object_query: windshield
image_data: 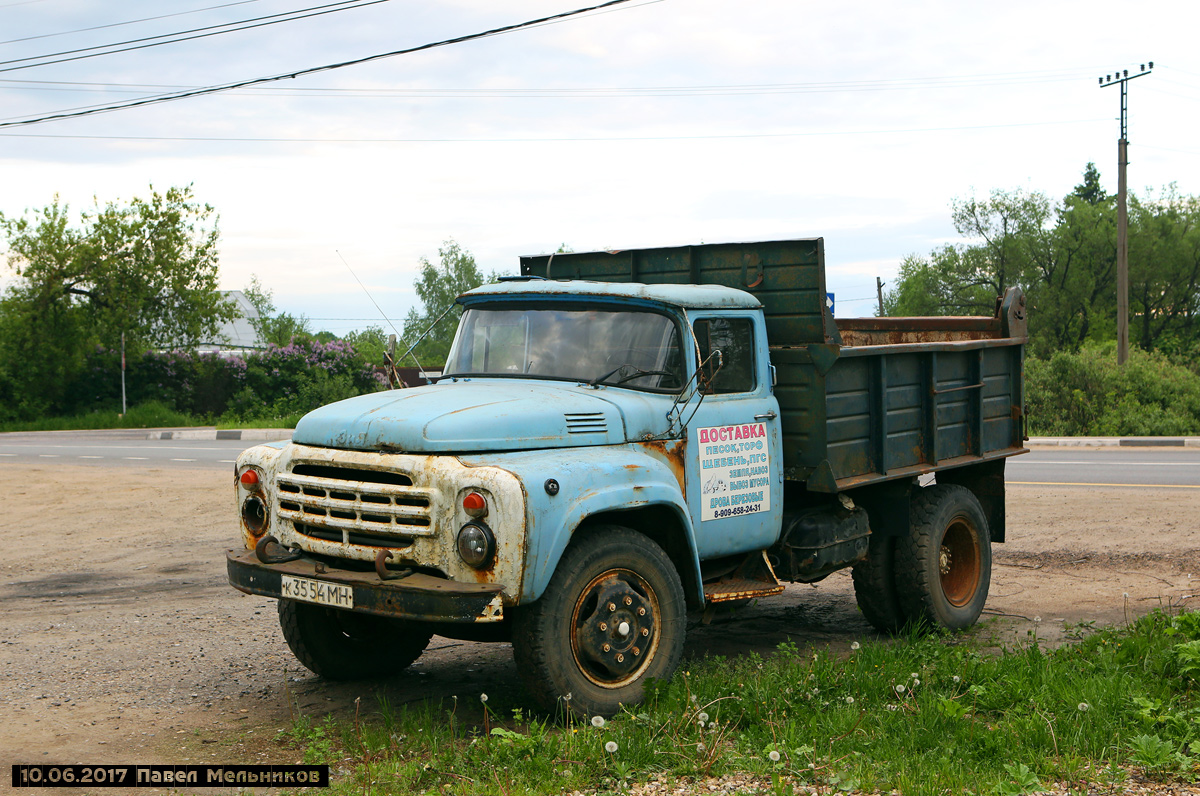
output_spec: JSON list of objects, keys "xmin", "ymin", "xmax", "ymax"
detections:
[{"xmin": 445, "ymin": 306, "xmax": 685, "ymax": 391}]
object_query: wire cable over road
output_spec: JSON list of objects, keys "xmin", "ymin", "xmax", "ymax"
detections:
[{"xmin": 0, "ymin": 0, "xmax": 635, "ymax": 129}]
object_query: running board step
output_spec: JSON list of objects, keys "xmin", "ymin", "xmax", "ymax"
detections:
[{"xmin": 702, "ymin": 551, "xmax": 784, "ymax": 604}]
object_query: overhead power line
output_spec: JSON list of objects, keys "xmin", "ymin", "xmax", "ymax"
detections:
[
  {"xmin": 0, "ymin": 65, "xmax": 1106, "ymax": 98},
  {"xmin": 0, "ymin": 0, "xmax": 390, "ymax": 74},
  {"xmin": 0, "ymin": 0, "xmax": 636, "ymax": 129},
  {"xmin": 0, "ymin": 0, "xmax": 266, "ymax": 46},
  {"xmin": 0, "ymin": 116, "xmax": 1109, "ymax": 142}
]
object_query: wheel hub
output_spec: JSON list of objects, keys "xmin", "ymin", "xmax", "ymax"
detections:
[
  {"xmin": 940, "ymin": 518, "xmax": 981, "ymax": 608},
  {"xmin": 573, "ymin": 573, "xmax": 656, "ymax": 682}
]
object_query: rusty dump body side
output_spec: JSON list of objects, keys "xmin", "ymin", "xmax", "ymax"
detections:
[{"xmin": 520, "ymin": 238, "xmax": 1028, "ymax": 496}]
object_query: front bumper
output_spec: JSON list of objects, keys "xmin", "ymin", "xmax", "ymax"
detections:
[{"xmin": 226, "ymin": 549, "xmax": 505, "ymax": 623}]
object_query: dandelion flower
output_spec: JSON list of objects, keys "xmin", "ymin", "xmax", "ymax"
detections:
[
  {"xmin": 850, "ymin": 641, "xmax": 860, "ymax": 650},
  {"xmin": 768, "ymin": 750, "xmax": 781, "ymax": 762},
  {"xmin": 845, "ymin": 696, "xmax": 855, "ymax": 705},
  {"xmin": 910, "ymin": 672, "xmax": 918, "ymax": 679},
  {"xmin": 480, "ymin": 693, "xmax": 488, "ymax": 703},
  {"xmin": 895, "ymin": 684, "xmax": 906, "ymax": 694},
  {"xmin": 591, "ymin": 716, "xmax": 606, "ymax": 728},
  {"xmin": 690, "ymin": 694, "xmax": 698, "ymax": 704},
  {"xmin": 913, "ymin": 678, "xmax": 920, "ymax": 687},
  {"xmin": 698, "ymin": 720, "xmax": 706, "ymax": 729},
  {"xmin": 1033, "ymin": 616, "xmax": 1042, "ymax": 623},
  {"xmin": 697, "ymin": 742, "xmax": 706, "ymax": 753},
  {"xmin": 1078, "ymin": 702, "xmax": 1090, "ymax": 712},
  {"xmin": 952, "ymin": 675, "xmax": 961, "ymax": 683},
  {"xmin": 605, "ymin": 741, "xmax": 619, "ymax": 753},
  {"xmin": 698, "ymin": 712, "xmax": 709, "ymax": 723}
]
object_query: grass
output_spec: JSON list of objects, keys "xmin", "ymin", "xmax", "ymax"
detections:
[
  {"xmin": 276, "ymin": 610, "xmax": 1200, "ymax": 796},
  {"xmin": 0, "ymin": 401, "xmax": 303, "ymax": 433},
  {"xmin": 0, "ymin": 400, "xmax": 202, "ymax": 432},
  {"xmin": 215, "ymin": 412, "xmax": 304, "ymax": 430}
]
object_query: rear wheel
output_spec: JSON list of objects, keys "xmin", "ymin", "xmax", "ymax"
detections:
[
  {"xmin": 278, "ymin": 600, "xmax": 432, "ymax": 680},
  {"xmin": 512, "ymin": 526, "xmax": 686, "ymax": 717},
  {"xmin": 851, "ymin": 534, "xmax": 907, "ymax": 633},
  {"xmin": 895, "ymin": 484, "xmax": 991, "ymax": 630}
]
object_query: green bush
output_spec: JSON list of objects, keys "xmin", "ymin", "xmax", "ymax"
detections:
[
  {"xmin": 1026, "ymin": 343, "xmax": 1200, "ymax": 436},
  {"xmin": 41, "ymin": 337, "xmax": 385, "ymax": 428},
  {"xmin": 0, "ymin": 399, "xmax": 198, "ymax": 432},
  {"xmin": 220, "ymin": 338, "xmax": 384, "ymax": 423}
]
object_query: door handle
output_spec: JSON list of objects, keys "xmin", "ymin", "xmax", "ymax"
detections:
[{"xmin": 754, "ymin": 411, "xmax": 776, "ymax": 421}]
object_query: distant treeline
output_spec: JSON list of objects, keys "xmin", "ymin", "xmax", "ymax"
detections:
[{"xmin": 885, "ymin": 164, "xmax": 1200, "ymax": 435}]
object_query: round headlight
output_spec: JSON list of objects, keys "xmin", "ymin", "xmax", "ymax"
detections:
[
  {"xmin": 456, "ymin": 523, "xmax": 495, "ymax": 569},
  {"xmin": 242, "ymin": 495, "xmax": 268, "ymax": 536}
]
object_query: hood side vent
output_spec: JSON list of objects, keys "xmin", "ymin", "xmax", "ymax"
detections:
[{"xmin": 565, "ymin": 412, "xmax": 607, "ymax": 435}]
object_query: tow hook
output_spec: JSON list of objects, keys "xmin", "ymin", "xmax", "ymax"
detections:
[
  {"xmin": 255, "ymin": 535, "xmax": 302, "ymax": 564},
  {"xmin": 375, "ymin": 550, "xmax": 415, "ymax": 582}
]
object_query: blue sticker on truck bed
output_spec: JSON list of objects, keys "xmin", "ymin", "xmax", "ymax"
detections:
[{"xmin": 698, "ymin": 423, "xmax": 771, "ymax": 521}]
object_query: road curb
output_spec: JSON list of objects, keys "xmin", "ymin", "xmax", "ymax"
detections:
[
  {"xmin": 146, "ymin": 428, "xmax": 292, "ymax": 441},
  {"xmin": 1027, "ymin": 436, "xmax": 1200, "ymax": 447}
]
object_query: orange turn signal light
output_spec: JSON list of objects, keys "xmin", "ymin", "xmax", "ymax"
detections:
[{"xmin": 462, "ymin": 491, "xmax": 487, "ymax": 517}]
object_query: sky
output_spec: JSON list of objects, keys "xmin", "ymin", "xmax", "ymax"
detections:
[{"xmin": 1, "ymin": 0, "xmax": 1198, "ymax": 336}]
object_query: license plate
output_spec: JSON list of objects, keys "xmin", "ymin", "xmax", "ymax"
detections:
[{"xmin": 280, "ymin": 574, "xmax": 354, "ymax": 609}]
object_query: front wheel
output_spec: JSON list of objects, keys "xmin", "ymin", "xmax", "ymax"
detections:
[
  {"xmin": 894, "ymin": 484, "xmax": 991, "ymax": 630},
  {"xmin": 278, "ymin": 600, "xmax": 433, "ymax": 680},
  {"xmin": 512, "ymin": 526, "xmax": 686, "ymax": 717}
]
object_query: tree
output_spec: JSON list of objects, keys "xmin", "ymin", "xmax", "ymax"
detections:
[
  {"xmin": 1073, "ymin": 162, "xmax": 1107, "ymax": 206},
  {"xmin": 1128, "ymin": 187, "xmax": 1200, "ymax": 355},
  {"xmin": 243, "ymin": 274, "xmax": 312, "ymax": 347},
  {"xmin": 0, "ymin": 186, "xmax": 234, "ymax": 419},
  {"xmin": 880, "ymin": 165, "xmax": 1200, "ymax": 362},
  {"xmin": 400, "ymin": 240, "xmax": 498, "ymax": 368}
]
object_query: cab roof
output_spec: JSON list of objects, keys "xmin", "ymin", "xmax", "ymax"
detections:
[{"xmin": 459, "ymin": 278, "xmax": 762, "ymax": 311}]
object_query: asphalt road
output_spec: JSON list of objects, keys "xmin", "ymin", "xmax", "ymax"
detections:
[
  {"xmin": 1, "ymin": 430, "xmax": 1198, "ymax": 486},
  {"xmin": 1006, "ymin": 447, "xmax": 1200, "ymax": 488},
  {"xmin": 0, "ymin": 431, "xmax": 254, "ymax": 470}
]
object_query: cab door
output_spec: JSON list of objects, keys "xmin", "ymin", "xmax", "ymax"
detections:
[{"xmin": 684, "ymin": 312, "xmax": 783, "ymax": 559}]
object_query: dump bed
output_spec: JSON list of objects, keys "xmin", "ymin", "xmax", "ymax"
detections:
[{"xmin": 520, "ymin": 238, "xmax": 1028, "ymax": 493}]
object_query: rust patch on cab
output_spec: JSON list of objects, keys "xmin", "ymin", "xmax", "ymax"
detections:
[{"xmin": 637, "ymin": 438, "xmax": 687, "ymax": 498}]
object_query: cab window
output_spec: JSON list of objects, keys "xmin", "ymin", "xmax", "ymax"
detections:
[{"xmin": 694, "ymin": 317, "xmax": 756, "ymax": 394}]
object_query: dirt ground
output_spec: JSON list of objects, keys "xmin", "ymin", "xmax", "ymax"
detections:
[{"xmin": 1, "ymin": 459, "xmax": 1197, "ymax": 792}]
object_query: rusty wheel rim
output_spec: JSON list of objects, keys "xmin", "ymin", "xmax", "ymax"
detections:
[
  {"xmin": 570, "ymin": 568, "xmax": 660, "ymax": 688},
  {"xmin": 939, "ymin": 517, "xmax": 981, "ymax": 608}
]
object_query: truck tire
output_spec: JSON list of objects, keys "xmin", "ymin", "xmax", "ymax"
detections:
[
  {"xmin": 851, "ymin": 534, "xmax": 907, "ymax": 633},
  {"xmin": 512, "ymin": 526, "xmax": 686, "ymax": 717},
  {"xmin": 895, "ymin": 484, "xmax": 991, "ymax": 631},
  {"xmin": 278, "ymin": 599, "xmax": 433, "ymax": 680}
]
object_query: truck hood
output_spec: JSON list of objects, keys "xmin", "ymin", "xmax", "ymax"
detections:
[{"xmin": 291, "ymin": 379, "xmax": 672, "ymax": 453}]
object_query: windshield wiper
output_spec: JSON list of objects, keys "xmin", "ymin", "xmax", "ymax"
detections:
[{"xmin": 590, "ymin": 363, "xmax": 675, "ymax": 387}]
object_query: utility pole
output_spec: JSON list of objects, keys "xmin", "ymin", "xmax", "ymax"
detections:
[
  {"xmin": 1099, "ymin": 62, "xmax": 1152, "ymax": 365},
  {"xmin": 876, "ymin": 277, "xmax": 885, "ymax": 317}
]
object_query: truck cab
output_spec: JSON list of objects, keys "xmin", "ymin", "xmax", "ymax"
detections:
[{"xmin": 228, "ymin": 238, "xmax": 1027, "ymax": 716}]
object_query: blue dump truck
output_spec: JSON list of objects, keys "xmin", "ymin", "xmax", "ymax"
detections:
[{"xmin": 227, "ymin": 238, "xmax": 1028, "ymax": 716}]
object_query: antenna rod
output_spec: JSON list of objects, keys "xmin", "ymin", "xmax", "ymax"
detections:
[{"xmin": 336, "ymin": 249, "xmax": 432, "ymax": 381}]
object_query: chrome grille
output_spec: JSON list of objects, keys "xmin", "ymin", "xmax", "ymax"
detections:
[
  {"xmin": 276, "ymin": 464, "xmax": 436, "ymax": 541},
  {"xmin": 565, "ymin": 412, "xmax": 607, "ymax": 434}
]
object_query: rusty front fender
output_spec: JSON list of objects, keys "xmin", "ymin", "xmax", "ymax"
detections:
[{"xmin": 458, "ymin": 443, "xmax": 704, "ymax": 606}]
